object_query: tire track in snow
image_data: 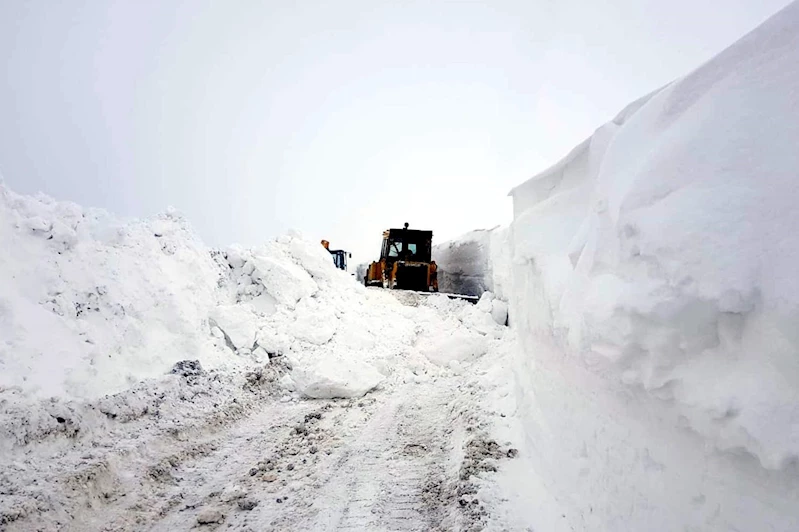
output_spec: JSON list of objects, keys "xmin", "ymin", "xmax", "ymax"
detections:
[
  {"xmin": 305, "ymin": 385, "xmax": 451, "ymax": 531},
  {"xmin": 139, "ymin": 379, "xmax": 467, "ymax": 532},
  {"xmin": 15, "ymin": 373, "xmax": 497, "ymax": 532}
]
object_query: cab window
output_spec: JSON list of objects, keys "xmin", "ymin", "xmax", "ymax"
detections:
[{"xmin": 388, "ymin": 239, "xmax": 402, "ymax": 257}]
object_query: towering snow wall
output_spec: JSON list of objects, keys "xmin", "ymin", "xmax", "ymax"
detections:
[
  {"xmin": 433, "ymin": 228, "xmax": 512, "ymax": 300},
  {"xmin": 433, "ymin": 229, "xmax": 493, "ymax": 297},
  {"xmin": 505, "ymin": 2, "xmax": 799, "ymax": 529}
]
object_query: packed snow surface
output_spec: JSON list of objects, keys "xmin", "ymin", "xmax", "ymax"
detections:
[{"xmin": 502, "ymin": 2, "xmax": 799, "ymax": 530}]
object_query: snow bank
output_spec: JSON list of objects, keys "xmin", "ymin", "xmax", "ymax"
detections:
[
  {"xmin": 504, "ymin": 3, "xmax": 799, "ymax": 529},
  {"xmin": 0, "ymin": 190, "xmax": 369, "ymax": 402},
  {"xmin": 0, "ymin": 180, "xmax": 511, "ymax": 406},
  {"xmin": 0, "ymin": 186, "xmax": 232, "ymax": 400},
  {"xmin": 216, "ymin": 239, "xmax": 414, "ymax": 399},
  {"xmin": 0, "ymin": 186, "xmax": 371, "ymax": 402},
  {"xmin": 197, "ymin": 241, "xmax": 509, "ymax": 399}
]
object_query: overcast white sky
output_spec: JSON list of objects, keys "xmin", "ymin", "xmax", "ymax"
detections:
[{"xmin": 0, "ymin": 0, "xmax": 792, "ymax": 264}]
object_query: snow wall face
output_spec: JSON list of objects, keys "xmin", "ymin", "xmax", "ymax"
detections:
[
  {"xmin": 505, "ymin": 3, "xmax": 799, "ymax": 529},
  {"xmin": 433, "ymin": 228, "xmax": 512, "ymax": 301},
  {"xmin": 354, "ymin": 262, "xmax": 368, "ymax": 284},
  {"xmin": 433, "ymin": 230, "xmax": 492, "ymax": 297}
]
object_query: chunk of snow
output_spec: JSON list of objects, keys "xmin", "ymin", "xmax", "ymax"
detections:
[
  {"xmin": 490, "ymin": 299, "xmax": 508, "ymax": 326},
  {"xmin": 288, "ymin": 238, "xmax": 341, "ymax": 281},
  {"xmin": 252, "ymin": 346, "xmax": 270, "ymax": 361},
  {"xmin": 209, "ymin": 305, "xmax": 258, "ymax": 351},
  {"xmin": 220, "ymin": 484, "xmax": 247, "ymax": 502},
  {"xmin": 289, "ymin": 314, "xmax": 337, "ymax": 346},
  {"xmin": 475, "ymin": 291, "xmax": 494, "ymax": 311},
  {"xmin": 255, "ymin": 328, "xmax": 292, "ymax": 356},
  {"xmin": 291, "ymin": 358, "xmax": 384, "ymax": 399},
  {"xmin": 288, "ymin": 299, "xmax": 338, "ymax": 345},
  {"xmin": 50, "ymin": 220, "xmax": 78, "ymax": 249},
  {"xmin": 248, "ymin": 254, "xmax": 317, "ymax": 308},
  {"xmin": 417, "ymin": 328, "xmax": 488, "ymax": 366},
  {"xmin": 22, "ymin": 216, "xmax": 51, "ymax": 234},
  {"xmin": 279, "ymin": 373, "xmax": 297, "ymax": 392},
  {"xmin": 246, "ymin": 293, "xmax": 277, "ymax": 316},
  {"xmin": 225, "ymin": 246, "xmax": 246, "ymax": 269}
]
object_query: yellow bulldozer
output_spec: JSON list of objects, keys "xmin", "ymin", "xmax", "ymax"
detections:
[{"xmin": 364, "ymin": 223, "xmax": 439, "ymax": 292}]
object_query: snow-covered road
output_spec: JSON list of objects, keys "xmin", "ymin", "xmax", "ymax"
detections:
[
  {"xmin": 146, "ymin": 378, "xmax": 478, "ymax": 532},
  {"xmin": 2, "ymin": 364, "xmax": 515, "ymax": 532}
]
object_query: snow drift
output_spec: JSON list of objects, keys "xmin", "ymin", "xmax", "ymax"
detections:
[{"xmin": 503, "ymin": 3, "xmax": 799, "ymax": 529}]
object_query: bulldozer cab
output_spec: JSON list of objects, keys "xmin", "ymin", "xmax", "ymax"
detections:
[
  {"xmin": 321, "ymin": 240, "xmax": 351, "ymax": 271},
  {"xmin": 365, "ymin": 223, "xmax": 438, "ymax": 292},
  {"xmin": 330, "ymin": 249, "xmax": 348, "ymax": 271},
  {"xmin": 381, "ymin": 226, "xmax": 433, "ymax": 265}
]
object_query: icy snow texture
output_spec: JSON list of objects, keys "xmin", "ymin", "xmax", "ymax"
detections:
[
  {"xmin": 501, "ymin": 3, "xmax": 799, "ymax": 529},
  {"xmin": 354, "ymin": 262, "xmax": 368, "ymax": 284}
]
